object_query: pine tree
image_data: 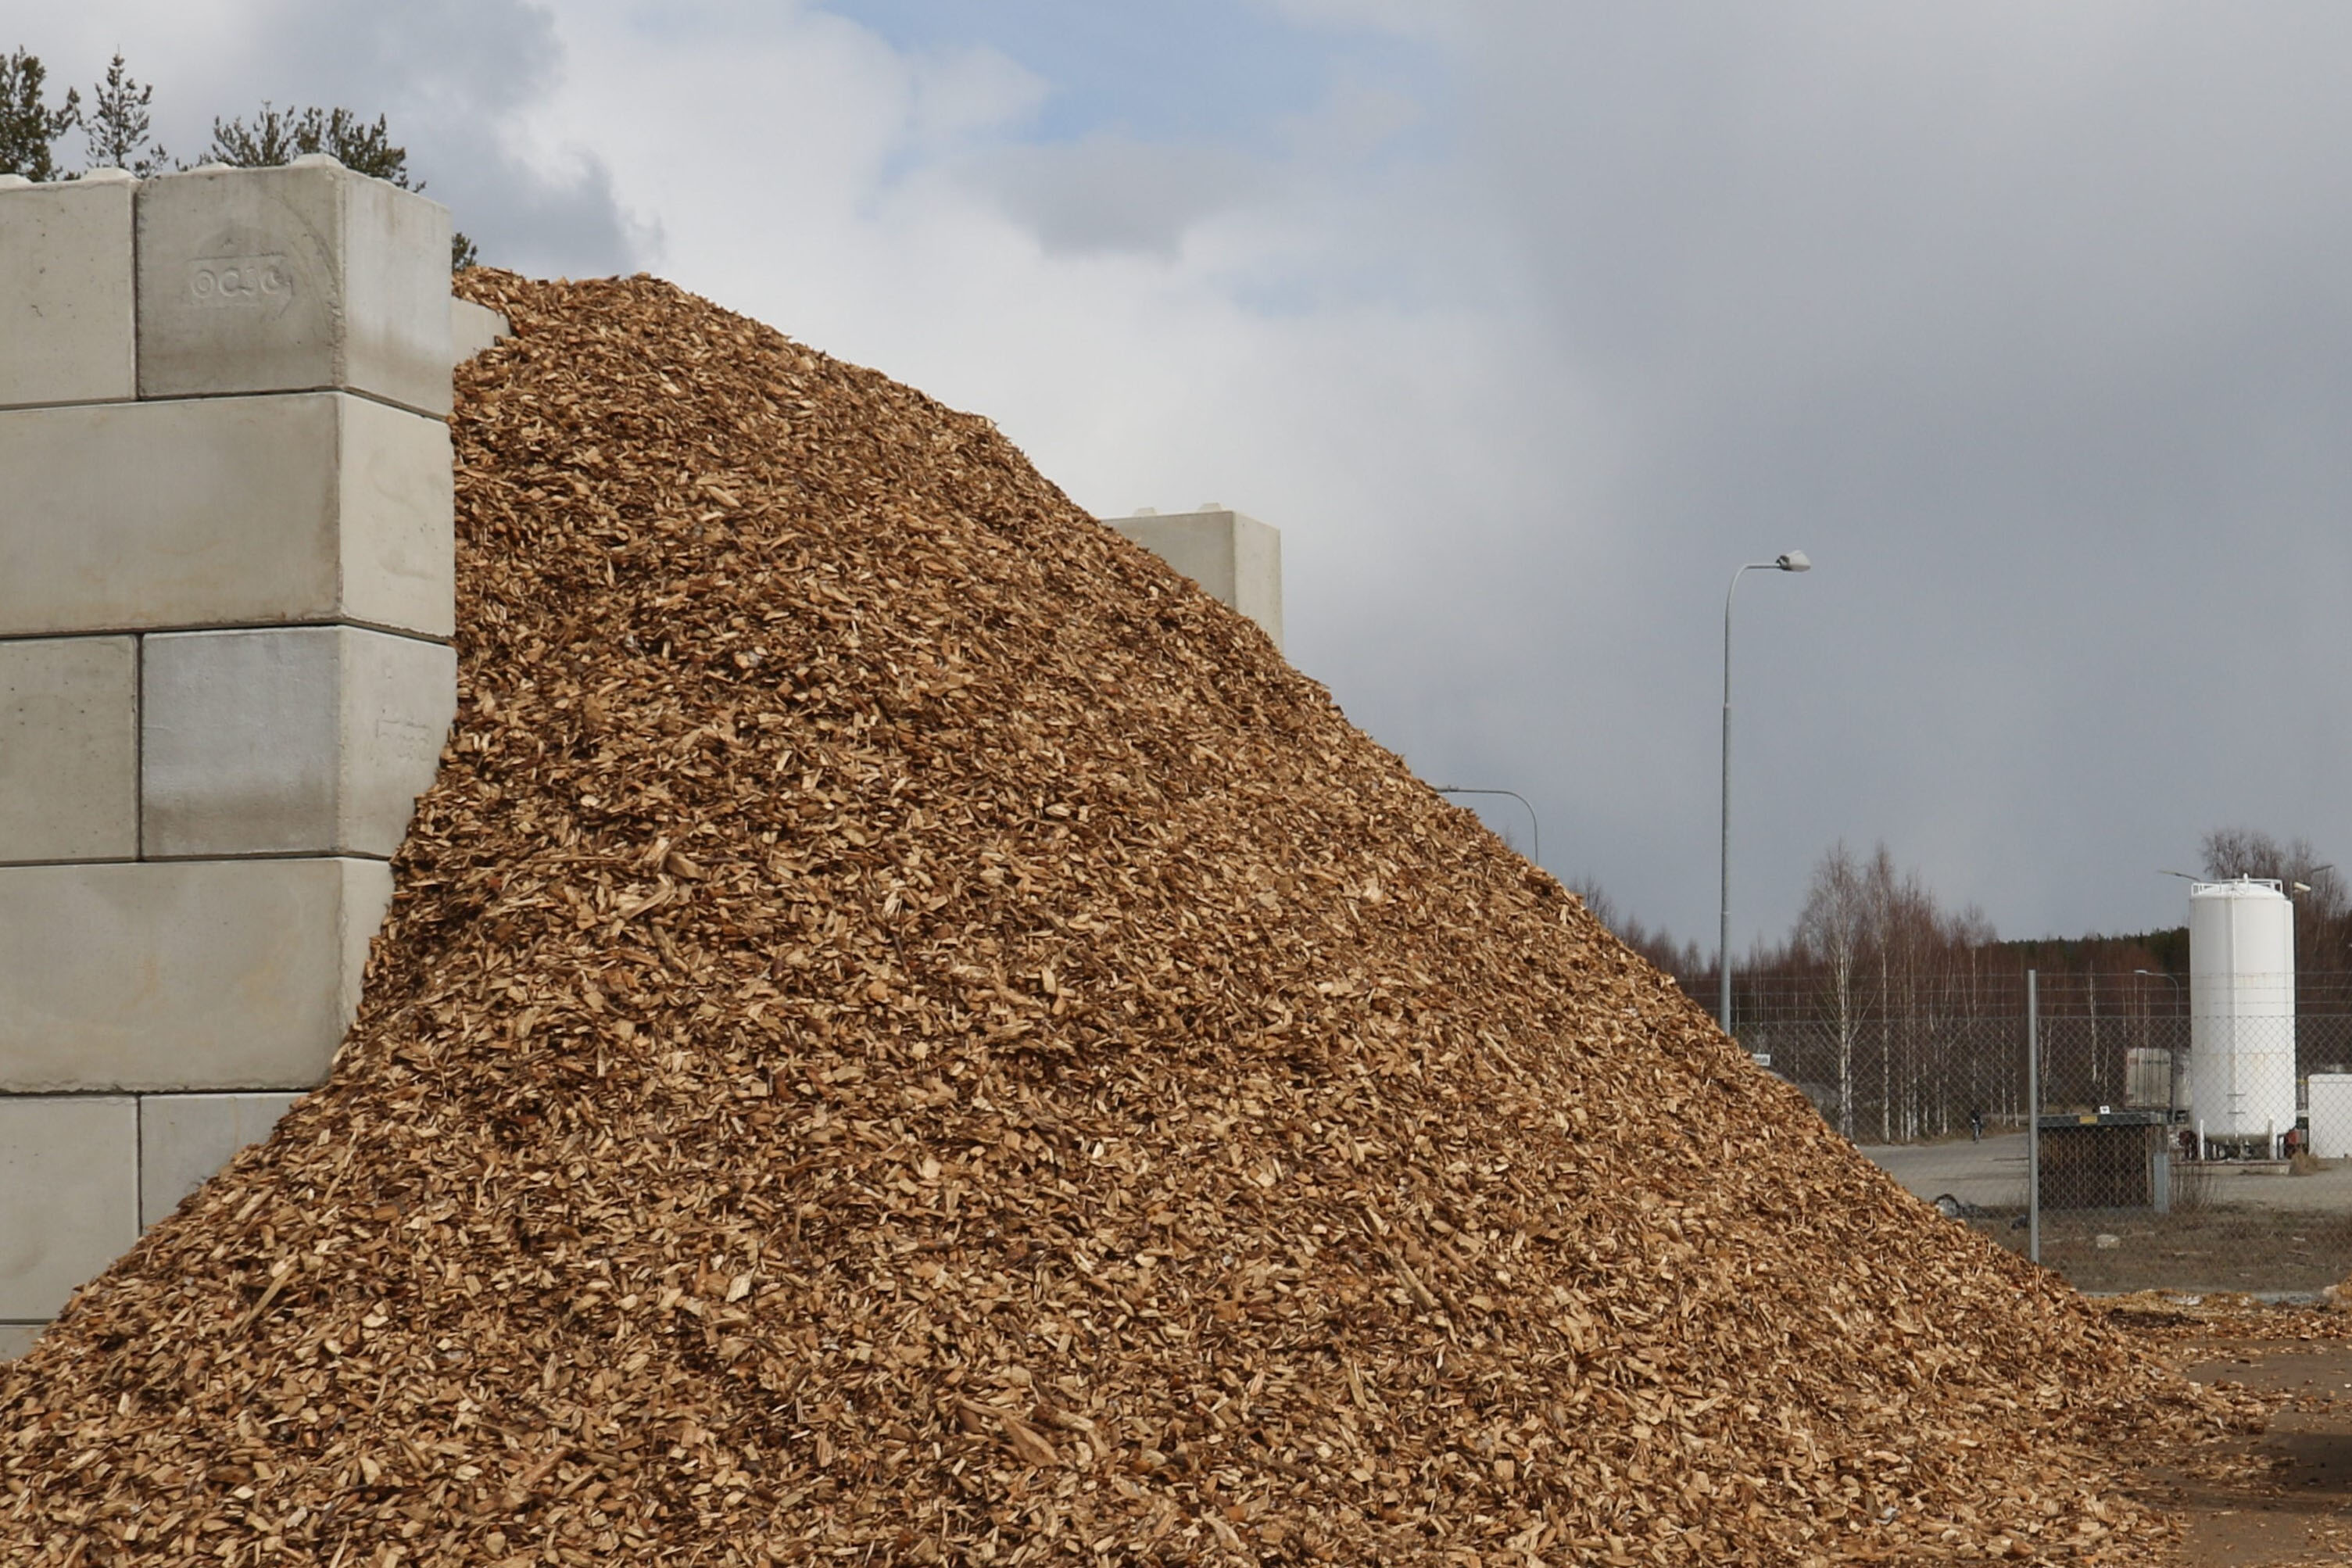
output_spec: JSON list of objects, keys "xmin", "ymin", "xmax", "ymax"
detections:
[
  {"xmin": 206, "ymin": 103, "xmax": 478, "ymax": 269},
  {"xmin": 81, "ymin": 52, "xmax": 167, "ymax": 175},
  {"xmin": 0, "ymin": 48, "xmax": 77, "ymax": 181},
  {"xmin": 0, "ymin": 45, "xmax": 480, "ymax": 271},
  {"xmin": 206, "ymin": 103, "xmax": 404, "ymax": 181}
]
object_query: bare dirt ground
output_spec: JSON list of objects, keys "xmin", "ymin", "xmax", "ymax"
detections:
[
  {"xmin": 1860, "ymin": 1133, "xmax": 2352, "ymax": 1294},
  {"xmin": 1971, "ymin": 1208, "xmax": 2352, "ymax": 1294},
  {"xmin": 2118, "ymin": 1313, "xmax": 2352, "ymax": 1566}
]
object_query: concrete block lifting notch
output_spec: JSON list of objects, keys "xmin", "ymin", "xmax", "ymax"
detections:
[{"xmin": 0, "ymin": 156, "xmax": 489, "ymax": 1355}]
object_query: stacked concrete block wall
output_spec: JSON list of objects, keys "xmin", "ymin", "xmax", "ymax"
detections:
[
  {"xmin": 1108, "ymin": 506, "xmax": 1284, "ymax": 651},
  {"xmin": 0, "ymin": 158, "xmax": 475, "ymax": 1354}
]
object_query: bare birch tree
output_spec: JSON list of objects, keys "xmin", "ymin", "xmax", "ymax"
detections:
[
  {"xmin": 2200, "ymin": 828, "xmax": 2350, "ymax": 990},
  {"xmin": 1798, "ymin": 842, "xmax": 1870, "ymax": 1138}
]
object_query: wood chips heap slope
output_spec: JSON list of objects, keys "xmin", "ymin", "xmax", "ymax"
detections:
[{"xmin": 2, "ymin": 274, "xmax": 2214, "ymax": 1566}]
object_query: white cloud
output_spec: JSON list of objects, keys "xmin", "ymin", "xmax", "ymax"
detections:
[
  {"xmin": 1257, "ymin": 0, "xmax": 1464, "ymax": 41},
  {"xmin": 29, "ymin": 0, "xmax": 2352, "ymax": 955},
  {"xmin": 13, "ymin": 0, "xmax": 649, "ymax": 274},
  {"xmin": 961, "ymin": 135, "xmax": 1272, "ymax": 256}
]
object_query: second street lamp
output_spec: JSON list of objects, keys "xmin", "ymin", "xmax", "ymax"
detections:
[
  {"xmin": 2134, "ymin": 967, "xmax": 2187, "ymax": 1118},
  {"xmin": 1434, "ymin": 786, "xmax": 1539, "ymax": 868},
  {"xmin": 1719, "ymin": 550, "xmax": 1810, "ymax": 1038}
]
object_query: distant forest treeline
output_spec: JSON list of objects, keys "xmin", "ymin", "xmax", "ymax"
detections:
[
  {"xmin": 1577, "ymin": 829, "xmax": 2352, "ymax": 1140},
  {"xmin": 1584, "ymin": 825, "xmax": 2347, "ymax": 1004}
]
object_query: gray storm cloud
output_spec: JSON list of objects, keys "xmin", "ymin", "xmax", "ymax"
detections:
[
  {"xmin": 1312, "ymin": 1, "xmax": 2352, "ymax": 951},
  {"xmin": 966, "ymin": 135, "xmax": 1271, "ymax": 256},
  {"xmin": 15, "ymin": 0, "xmax": 649, "ymax": 276},
  {"xmin": 240, "ymin": 0, "xmax": 650, "ymax": 275},
  {"xmin": 23, "ymin": 0, "xmax": 2351, "ymax": 956}
]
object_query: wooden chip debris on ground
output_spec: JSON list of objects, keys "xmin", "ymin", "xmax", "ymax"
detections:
[{"xmin": 0, "ymin": 274, "xmax": 2246, "ymax": 1564}]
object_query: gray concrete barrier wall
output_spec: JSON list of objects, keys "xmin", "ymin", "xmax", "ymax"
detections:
[
  {"xmin": 0, "ymin": 156, "xmax": 489, "ymax": 1353},
  {"xmin": 1107, "ymin": 507, "xmax": 1284, "ymax": 652}
]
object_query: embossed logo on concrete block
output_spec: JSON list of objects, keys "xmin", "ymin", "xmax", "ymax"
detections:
[
  {"xmin": 143, "ymin": 625, "xmax": 456, "ymax": 859},
  {"xmin": 186, "ymin": 247, "xmax": 295, "ymax": 314},
  {"xmin": 136, "ymin": 161, "xmax": 453, "ymax": 416},
  {"xmin": 0, "ymin": 171, "xmax": 137, "ymax": 409}
]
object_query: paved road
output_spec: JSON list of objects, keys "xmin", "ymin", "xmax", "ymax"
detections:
[
  {"xmin": 1856, "ymin": 1133, "xmax": 2028, "ymax": 1208},
  {"xmin": 1854, "ymin": 1131, "xmax": 2352, "ymax": 1212}
]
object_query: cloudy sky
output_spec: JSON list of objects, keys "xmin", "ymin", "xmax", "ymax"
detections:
[{"xmin": 23, "ymin": 2, "xmax": 2352, "ymax": 958}]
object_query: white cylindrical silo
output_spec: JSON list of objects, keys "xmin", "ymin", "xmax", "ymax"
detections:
[{"xmin": 2189, "ymin": 878, "xmax": 2297, "ymax": 1148}]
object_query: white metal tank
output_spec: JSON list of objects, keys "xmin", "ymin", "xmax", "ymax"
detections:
[{"xmin": 2189, "ymin": 878, "xmax": 2297, "ymax": 1147}]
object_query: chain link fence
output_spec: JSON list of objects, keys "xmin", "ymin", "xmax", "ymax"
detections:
[{"xmin": 1731, "ymin": 972, "xmax": 2352, "ymax": 1296}]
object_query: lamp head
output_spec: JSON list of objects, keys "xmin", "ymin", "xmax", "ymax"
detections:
[{"xmin": 1776, "ymin": 550, "xmax": 1811, "ymax": 572}]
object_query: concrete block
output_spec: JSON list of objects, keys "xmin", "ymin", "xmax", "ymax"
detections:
[
  {"xmin": 0, "ymin": 1323, "xmax": 41, "ymax": 1362},
  {"xmin": 2310, "ymin": 1074, "xmax": 2352, "ymax": 1159},
  {"xmin": 144, "ymin": 626, "xmax": 454, "ymax": 857},
  {"xmin": 0, "ymin": 392, "xmax": 453, "ymax": 639},
  {"xmin": 137, "ymin": 160, "xmax": 453, "ymax": 415},
  {"xmin": 139, "ymin": 1091, "xmax": 303, "ymax": 1226},
  {"xmin": 0, "ymin": 857, "xmax": 392, "ymax": 1092},
  {"xmin": 1109, "ymin": 507, "xmax": 1284, "ymax": 651},
  {"xmin": 0, "ymin": 1096, "xmax": 138, "ymax": 1320},
  {"xmin": 452, "ymin": 296, "xmax": 510, "ymax": 361},
  {"xmin": 0, "ymin": 172, "xmax": 137, "ymax": 407},
  {"xmin": 0, "ymin": 637, "xmax": 138, "ymax": 862}
]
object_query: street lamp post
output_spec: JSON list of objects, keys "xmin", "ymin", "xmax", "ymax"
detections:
[
  {"xmin": 2133, "ymin": 968, "xmax": 2186, "ymax": 1118},
  {"xmin": 2132, "ymin": 968, "xmax": 2183, "ymax": 1005},
  {"xmin": 1719, "ymin": 551, "xmax": 1811, "ymax": 1037},
  {"xmin": 1434, "ymin": 786, "xmax": 1539, "ymax": 868}
]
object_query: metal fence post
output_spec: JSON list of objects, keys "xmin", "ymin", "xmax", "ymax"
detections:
[{"xmin": 2027, "ymin": 968, "xmax": 2040, "ymax": 1265}]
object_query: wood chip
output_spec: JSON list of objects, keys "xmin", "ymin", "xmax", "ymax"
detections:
[{"xmin": 0, "ymin": 270, "xmax": 2235, "ymax": 1564}]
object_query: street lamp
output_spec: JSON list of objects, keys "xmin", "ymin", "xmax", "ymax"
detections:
[
  {"xmin": 2132, "ymin": 968, "xmax": 2186, "ymax": 1119},
  {"xmin": 1719, "ymin": 550, "xmax": 1810, "ymax": 1037},
  {"xmin": 1434, "ymin": 786, "xmax": 1539, "ymax": 868}
]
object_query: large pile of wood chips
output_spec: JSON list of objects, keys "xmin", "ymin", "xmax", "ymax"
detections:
[{"xmin": 2, "ymin": 274, "xmax": 2222, "ymax": 1566}]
